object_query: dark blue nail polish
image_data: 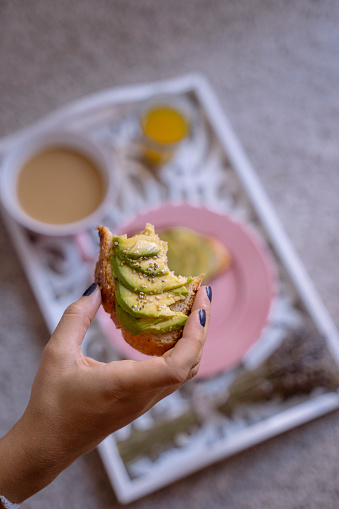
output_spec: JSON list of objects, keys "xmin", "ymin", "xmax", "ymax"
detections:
[
  {"xmin": 199, "ymin": 309, "xmax": 206, "ymax": 327},
  {"xmin": 206, "ymin": 286, "xmax": 212, "ymax": 302},
  {"xmin": 82, "ymin": 282, "xmax": 98, "ymax": 296}
]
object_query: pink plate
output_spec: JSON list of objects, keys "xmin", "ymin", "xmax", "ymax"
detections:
[{"xmin": 97, "ymin": 203, "xmax": 277, "ymax": 378}]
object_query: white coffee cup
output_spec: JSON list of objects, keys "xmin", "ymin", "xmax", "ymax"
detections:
[{"xmin": 0, "ymin": 130, "xmax": 119, "ymax": 236}]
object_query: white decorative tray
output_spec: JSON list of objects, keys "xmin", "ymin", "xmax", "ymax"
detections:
[{"xmin": 1, "ymin": 73, "xmax": 339, "ymax": 504}]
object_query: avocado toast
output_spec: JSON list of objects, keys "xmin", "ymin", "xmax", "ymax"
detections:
[{"xmin": 95, "ymin": 223, "xmax": 204, "ymax": 356}]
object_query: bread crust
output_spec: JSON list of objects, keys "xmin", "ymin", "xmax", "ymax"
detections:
[
  {"xmin": 207, "ymin": 236, "xmax": 232, "ymax": 277},
  {"xmin": 94, "ymin": 225, "xmax": 203, "ymax": 356}
]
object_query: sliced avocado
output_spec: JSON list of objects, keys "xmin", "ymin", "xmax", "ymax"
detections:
[
  {"xmin": 116, "ymin": 302, "xmax": 188, "ymax": 335},
  {"xmin": 111, "ymin": 223, "xmax": 193, "ymax": 338},
  {"xmin": 115, "ymin": 281, "xmax": 185, "ymax": 318},
  {"xmin": 116, "ymin": 235, "xmax": 160, "ymax": 259},
  {"xmin": 169, "ymin": 286, "xmax": 189, "ymax": 296},
  {"xmin": 111, "ymin": 254, "xmax": 187, "ymax": 294},
  {"xmin": 116, "ymin": 251, "xmax": 169, "ymax": 276},
  {"xmin": 114, "ymin": 224, "xmax": 166, "ymax": 259}
]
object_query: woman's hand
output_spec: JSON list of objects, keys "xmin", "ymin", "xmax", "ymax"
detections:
[{"xmin": 0, "ymin": 283, "xmax": 211, "ymax": 503}]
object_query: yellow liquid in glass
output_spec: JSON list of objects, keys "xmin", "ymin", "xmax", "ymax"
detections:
[{"xmin": 142, "ymin": 107, "xmax": 189, "ymax": 144}]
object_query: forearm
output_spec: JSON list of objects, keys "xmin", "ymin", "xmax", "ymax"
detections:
[{"xmin": 0, "ymin": 415, "xmax": 67, "ymax": 504}]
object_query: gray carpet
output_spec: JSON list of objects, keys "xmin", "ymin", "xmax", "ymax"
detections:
[{"xmin": 1, "ymin": 1, "xmax": 339, "ymax": 507}]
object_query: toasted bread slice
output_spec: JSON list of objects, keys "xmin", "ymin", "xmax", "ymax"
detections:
[
  {"xmin": 206, "ymin": 235, "xmax": 232, "ymax": 280},
  {"xmin": 95, "ymin": 225, "xmax": 204, "ymax": 356}
]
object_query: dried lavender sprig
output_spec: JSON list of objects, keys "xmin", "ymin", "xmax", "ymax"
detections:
[{"xmin": 218, "ymin": 329, "xmax": 339, "ymax": 416}]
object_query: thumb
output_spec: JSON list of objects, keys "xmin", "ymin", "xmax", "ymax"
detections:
[{"xmin": 50, "ymin": 283, "xmax": 101, "ymax": 350}]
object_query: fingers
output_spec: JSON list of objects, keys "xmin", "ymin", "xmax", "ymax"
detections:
[
  {"xmin": 50, "ymin": 283, "xmax": 101, "ymax": 351},
  {"xmin": 49, "ymin": 282, "xmax": 209, "ymax": 398},
  {"xmin": 190, "ymin": 284, "xmax": 212, "ymax": 314},
  {"xmin": 163, "ymin": 285, "xmax": 211, "ymax": 380}
]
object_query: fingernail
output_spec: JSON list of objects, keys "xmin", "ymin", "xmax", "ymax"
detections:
[
  {"xmin": 206, "ymin": 286, "xmax": 212, "ymax": 302},
  {"xmin": 199, "ymin": 309, "xmax": 206, "ymax": 327},
  {"xmin": 82, "ymin": 282, "xmax": 98, "ymax": 296}
]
